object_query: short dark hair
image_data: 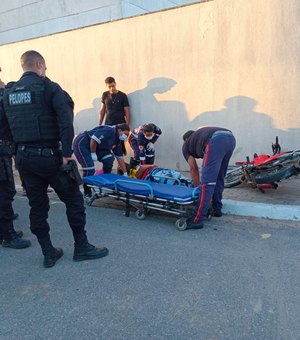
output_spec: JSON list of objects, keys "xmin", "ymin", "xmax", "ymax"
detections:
[
  {"xmin": 142, "ymin": 123, "xmax": 154, "ymax": 133},
  {"xmin": 21, "ymin": 50, "xmax": 44, "ymax": 69},
  {"xmin": 105, "ymin": 76, "xmax": 115, "ymax": 84},
  {"xmin": 182, "ymin": 130, "xmax": 195, "ymax": 141},
  {"xmin": 116, "ymin": 123, "xmax": 130, "ymax": 131}
]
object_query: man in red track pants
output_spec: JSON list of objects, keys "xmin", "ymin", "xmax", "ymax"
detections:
[{"xmin": 182, "ymin": 127, "xmax": 236, "ymax": 229}]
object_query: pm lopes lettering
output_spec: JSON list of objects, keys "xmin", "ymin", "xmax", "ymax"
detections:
[{"xmin": 9, "ymin": 91, "xmax": 32, "ymax": 105}]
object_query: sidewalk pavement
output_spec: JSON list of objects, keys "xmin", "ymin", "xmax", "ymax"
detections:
[
  {"xmin": 222, "ymin": 176, "xmax": 300, "ymax": 221},
  {"xmin": 13, "ymin": 169, "xmax": 300, "ymax": 221}
]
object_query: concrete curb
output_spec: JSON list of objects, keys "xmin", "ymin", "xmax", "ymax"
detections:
[
  {"xmin": 223, "ymin": 199, "xmax": 300, "ymax": 221},
  {"xmin": 15, "ymin": 184, "xmax": 300, "ymax": 221}
]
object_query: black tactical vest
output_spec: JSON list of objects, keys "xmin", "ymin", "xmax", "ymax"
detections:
[{"xmin": 3, "ymin": 81, "xmax": 59, "ymax": 143}]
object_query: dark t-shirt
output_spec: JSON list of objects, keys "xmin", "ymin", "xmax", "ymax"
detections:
[
  {"xmin": 101, "ymin": 90, "xmax": 129, "ymax": 125},
  {"xmin": 182, "ymin": 127, "xmax": 230, "ymax": 160}
]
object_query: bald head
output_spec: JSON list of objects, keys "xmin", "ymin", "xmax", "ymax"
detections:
[{"xmin": 20, "ymin": 50, "xmax": 47, "ymax": 76}]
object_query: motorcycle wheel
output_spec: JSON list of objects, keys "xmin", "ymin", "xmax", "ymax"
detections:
[
  {"xmin": 251, "ymin": 165, "xmax": 297, "ymax": 184},
  {"xmin": 224, "ymin": 167, "xmax": 244, "ymax": 188}
]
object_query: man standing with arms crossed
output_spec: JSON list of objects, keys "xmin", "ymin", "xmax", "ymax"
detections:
[{"xmin": 1, "ymin": 50, "xmax": 108, "ymax": 267}]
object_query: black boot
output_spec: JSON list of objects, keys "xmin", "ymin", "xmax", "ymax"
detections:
[
  {"xmin": 73, "ymin": 243, "xmax": 109, "ymax": 261},
  {"xmin": 73, "ymin": 231, "xmax": 108, "ymax": 261},
  {"xmin": 0, "ymin": 229, "xmax": 23, "ymax": 243},
  {"xmin": 185, "ymin": 216, "xmax": 204, "ymax": 230},
  {"xmin": 212, "ymin": 210, "xmax": 222, "ymax": 217},
  {"xmin": 2, "ymin": 229, "xmax": 31, "ymax": 249},
  {"xmin": 43, "ymin": 248, "xmax": 64, "ymax": 268},
  {"xmin": 38, "ymin": 234, "xmax": 63, "ymax": 268}
]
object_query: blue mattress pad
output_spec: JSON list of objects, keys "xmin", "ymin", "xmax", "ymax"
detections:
[{"xmin": 83, "ymin": 174, "xmax": 199, "ymax": 203}]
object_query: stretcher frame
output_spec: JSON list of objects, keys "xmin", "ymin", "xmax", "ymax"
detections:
[{"xmin": 84, "ymin": 175, "xmax": 200, "ymax": 230}]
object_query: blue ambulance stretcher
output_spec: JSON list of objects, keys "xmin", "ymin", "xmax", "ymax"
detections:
[{"xmin": 83, "ymin": 173, "xmax": 200, "ymax": 230}]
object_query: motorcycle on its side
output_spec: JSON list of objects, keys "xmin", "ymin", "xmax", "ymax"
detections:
[{"xmin": 224, "ymin": 137, "xmax": 300, "ymax": 192}]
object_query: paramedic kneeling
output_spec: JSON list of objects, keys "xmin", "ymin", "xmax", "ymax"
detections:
[
  {"xmin": 73, "ymin": 124, "xmax": 130, "ymax": 196},
  {"xmin": 182, "ymin": 127, "xmax": 236, "ymax": 229}
]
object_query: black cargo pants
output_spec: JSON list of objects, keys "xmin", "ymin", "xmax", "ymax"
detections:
[
  {"xmin": 16, "ymin": 146, "xmax": 86, "ymax": 238},
  {"xmin": 0, "ymin": 145, "xmax": 16, "ymax": 237}
]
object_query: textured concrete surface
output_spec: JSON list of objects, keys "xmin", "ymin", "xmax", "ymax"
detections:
[
  {"xmin": 2, "ymin": 193, "xmax": 300, "ymax": 340},
  {"xmin": 222, "ymin": 177, "xmax": 300, "ymax": 221}
]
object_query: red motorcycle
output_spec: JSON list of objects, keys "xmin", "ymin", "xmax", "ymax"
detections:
[{"xmin": 224, "ymin": 137, "xmax": 300, "ymax": 191}]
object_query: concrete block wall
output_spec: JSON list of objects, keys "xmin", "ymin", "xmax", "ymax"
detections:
[
  {"xmin": 0, "ymin": 0, "xmax": 202, "ymax": 45},
  {"xmin": 1, "ymin": 0, "xmax": 300, "ymax": 170}
]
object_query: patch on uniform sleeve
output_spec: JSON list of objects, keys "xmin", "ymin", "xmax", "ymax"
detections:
[{"xmin": 8, "ymin": 91, "xmax": 32, "ymax": 105}]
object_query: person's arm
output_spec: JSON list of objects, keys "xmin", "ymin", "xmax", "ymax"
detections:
[
  {"xmin": 124, "ymin": 106, "xmax": 130, "ymax": 127},
  {"xmin": 99, "ymin": 103, "xmax": 106, "ymax": 125},
  {"xmin": 136, "ymin": 164, "xmax": 152, "ymax": 179},
  {"xmin": 90, "ymin": 139, "xmax": 97, "ymax": 153},
  {"xmin": 116, "ymin": 158, "xmax": 127, "ymax": 174},
  {"xmin": 137, "ymin": 132, "xmax": 146, "ymax": 163},
  {"xmin": 187, "ymin": 156, "xmax": 200, "ymax": 187},
  {"xmin": 50, "ymin": 82, "xmax": 74, "ymax": 163},
  {"xmin": 113, "ymin": 143, "xmax": 128, "ymax": 174}
]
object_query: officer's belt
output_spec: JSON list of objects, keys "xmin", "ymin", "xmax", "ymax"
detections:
[
  {"xmin": 18, "ymin": 145, "xmax": 60, "ymax": 157},
  {"xmin": 0, "ymin": 140, "xmax": 11, "ymax": 146}
]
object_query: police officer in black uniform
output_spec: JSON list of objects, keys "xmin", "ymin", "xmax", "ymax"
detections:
[
  {"xmin": 1, "ymin": 50, "xmax": 108, "ymax": 267},
  {"xmin": 0, "ymin": 79, "xmax": 31, "ymax": 249}
]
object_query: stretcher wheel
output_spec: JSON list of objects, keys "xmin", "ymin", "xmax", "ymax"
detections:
[
  {"xmin": 135, "ymin": 209, "xmax": 146, "ymax": 220},
  {"xmin": 206, "ymin": 209, "xmax": 213, "ymax": 221},
  {"xmin": 85, "ymin": 196, "xmax": 94, "ymax": 206},
  {"xmin": 175, "ymin": 218, "xmax": 187, "ymax": 231}
]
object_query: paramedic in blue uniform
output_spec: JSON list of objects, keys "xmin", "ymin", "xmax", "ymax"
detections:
[
  {"xmin": 0, "ymin": 79, "xmax": 31, "ymax": 249},
  {"xmin": 128, "ymin": 123, "xmax": 162, "ymax": 165},
  {"xmin": 182, "ymin": 127, "xmax": 236, "ymax": 229},
  {"xmin": 99, "ymin": 76, "xmax": 131, "ymax": 126},
  {"xmin": 73, "ymin": 123, "xmax": 130, "ymax": 196},
  {"xmin": 1, "ymin": 50, "xmax": 108, "ymax": 267}
]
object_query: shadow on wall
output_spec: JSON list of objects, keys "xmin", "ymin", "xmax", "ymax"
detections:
[
  {"xmin": 128, "ymin": 77, "xmax": 189, "ymax": 169},
  {"xmin": 74, "ymin": 98, "xmax": 100, "ymax": 134},
  {"xmin": 73, "ymin": 91, "xmax": 300, "ymax": 169},
  {"xmin": 190, "ymin": 96, "xmax": 300, "ymax": 161}
]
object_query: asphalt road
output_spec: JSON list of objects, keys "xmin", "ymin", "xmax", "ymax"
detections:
[{"xmin": 1, "ymin": 193, "xmax": 300, "ymax": 340}]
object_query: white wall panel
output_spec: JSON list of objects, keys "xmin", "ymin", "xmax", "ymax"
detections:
[
  {"xmin": 1, "ymin": 0, "xmax": 299, "ymax": 170},
  {"xmin": 0, "ymin": 0, "xmax": 203, "ymax": 45}
]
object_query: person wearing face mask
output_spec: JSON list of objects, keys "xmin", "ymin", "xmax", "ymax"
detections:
[
  {"xmin": 73, "ymin": 123, "xmax": 130, "ymax": 196},
  {"xmin": 1, "ymin": 50, "xmax": 109, "ymax": 267},
  {"xmin": 128, "ymin": 123, "xmax": 162, "ymax": 165}
]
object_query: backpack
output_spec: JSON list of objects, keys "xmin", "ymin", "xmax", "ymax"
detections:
[{"xmin": 143, "ymin": 167, "xmax": 193, "ymax": 187}]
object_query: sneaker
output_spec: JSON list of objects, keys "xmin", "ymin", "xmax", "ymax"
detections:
[
  {"xmin": 73, "ymin": 243, "xmax": 109, "ymax": 262},
  {"xmin": 43, "ymin": 248, "xmax": 64, "ymax": 268},
  {"xmin": 185, "ymin": 217, "xmax": 204, "ymax": 230},
  {"xmin": 2, "ymin": 235, "xmax": 31, "ymax": 249}
]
